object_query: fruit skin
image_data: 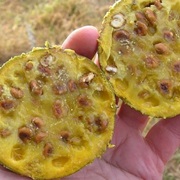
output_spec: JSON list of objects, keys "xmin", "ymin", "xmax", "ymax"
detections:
[
  {"xmin": 98, "ymin": 0, "xmax": 180, "ymax": 118},
  {"xmin": 0, "ymin": 46, "xmax": 116, "ymax": 179}
]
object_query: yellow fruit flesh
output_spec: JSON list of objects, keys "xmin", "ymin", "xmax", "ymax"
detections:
[
  {"xmin": 99, "ymin": 0, "xmax": 180, "ymax": 118},
  {"xmin": 0, "ymin": 47, "xmax": 115, "ymax": 179}
]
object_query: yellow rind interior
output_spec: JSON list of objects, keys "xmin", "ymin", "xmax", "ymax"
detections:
[{"xmin": 0, "ymin": 46, "xmax": 115, "ymax": 179}]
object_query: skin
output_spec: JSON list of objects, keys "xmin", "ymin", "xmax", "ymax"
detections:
[{"xmin": 0, "ymin": 26, "xmax": 179, "ymax": 180}]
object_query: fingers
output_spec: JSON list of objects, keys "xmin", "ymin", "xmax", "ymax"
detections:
[
  {"xmin": 145, "ymin": 115, "xmax": 180, "ymax": 164},
  {"xmin": 62, "ymin": 26, "xmax": 99, "ymax": 59},
  {"xmin": 117, "ymin": 103, "xmax": 149, "ymax": 133}
]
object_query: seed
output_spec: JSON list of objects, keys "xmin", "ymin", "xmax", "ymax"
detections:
[
  {"xmin": 144, "ymin": 55, "xmax": 160, "ymax": 68},
  {"xmin": 1, "ymin": 100, "xmax": 15, "ymax": 110},
  {"xmin": 135, "ymin": 12, "xmax": 147, "ymax": 24},
  {"xmin": 0, "ymin": 129, "xmax": 11, "ymax": 138},
  {"xmin": 79, "ymin": 72, "xmax": 95, "ymax": 88},
  {"xmin": 43, "ymin": 142, "xmax": 53, "ymax": 157},
  {"xmin": 154, "ymin": 43, "xmax": 169, "ymax": 55},
  {"xmin": 10, "ymin": 87, "xmax": 24, "ymax": 99},
  {"xmin": 158, "ymin": 79, "xmax": 172, "ymax": 94},
  {"xmin": 77, "ymin": 95, "xmax": 92, "ymax": 107},
  {"xmin": 52, "ymin": 84, "xmax": 67, "ymax": 95},
  {"xmin": 38, "ymin": 64, "xmax": 51, "ymax": 76},
  {"xmin": 173, "ymin": 61, "xmax": 180, "ymax": 73},
  {"xmin": 154, "ymin": 0, "xmax": 162, "ymax": 10},
  {"xmin": 18, "ymin": 126, "xmax": 32, "ymax": 143},
  {"xmin": 80, "ymin": 72, "xmax": 95, "ymax": 83},
  {"xmin": 53, "ymin": 100, "xmax": 63, "ymax": 118},
  {"xmin": 60, "ymin": 130, "xmax": 70, "ymax": 143},
  {"xmin": 68, "ymin": 80, "xmax": 77, "ymax": 92},
  {"xmin": 105, "ymin": 66, "xmax": 118, "ymax": 73},
  {"xmin": 95, "ymin": 117, "xmax": 109, "ymax": 131},
  {"xmin": 0, "ymin": 85, "xmax": 3, "ymax": 96},
  {"xmin": 31, "ymin": 117, "xmax": 44, "ymax": 129},
  {"xmin": 34, "ymin": 131, "xmax": 47, "ymax": 144},
  {"xmin": 144, "ymin": 9, "xmax": 157, "ymax": 25},
  {"xmin": 164, "ymin": 30, "xmax": 174, "ymax": 41},
  {"xmin": 40, "ymin": 55, "xmax": 54, "ymax": 67},
  {"xmin": 113, "ymin": 30, "xmax": 130, "ymax": 41},
  {"xmin": 135, "ymin": 21, "xmax": 148, "ymax": 36},
  {"xmin": 111, "ymin": 13, "xmax": 126, "ymax": 28},
  {"xmin": 25, "ymin": 61, "xmax": 33, "ymax": 71},
  {"xmin": 29, "ymin": 80, "xmax": 43, "ymax": 95}
]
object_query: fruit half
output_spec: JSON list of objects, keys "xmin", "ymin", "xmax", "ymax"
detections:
[
  {"xmin": 99, "ymin": 0, "xmax": 180, "ymax": 118},
  {"xmin": 0, "ymin": 46, "xmax": 115, "ymax": 179}
]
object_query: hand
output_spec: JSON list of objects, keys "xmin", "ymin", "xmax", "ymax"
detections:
[
  {"xmin": 0, "ymin": 26, "xmax": 179, "ymax": 180},
  {"xmin": 61, "ymin": 26, "xmax": 180, "ymax": 180}
]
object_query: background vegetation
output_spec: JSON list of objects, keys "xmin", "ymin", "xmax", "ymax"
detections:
[{"xmin": 0, "ymin": 0, "xmax": 179, "ymax": 179}]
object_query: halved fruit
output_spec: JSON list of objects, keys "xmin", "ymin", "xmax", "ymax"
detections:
[
  {"xmin": 0, "ymin": 46, "xmax": 115, "ymax": 179},
  {"xmin": 99, "ymin": 0, "xmax": 180, "ymax": 118}
]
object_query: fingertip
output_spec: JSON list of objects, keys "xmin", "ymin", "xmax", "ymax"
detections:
[{"xmin": 62, "ymin": 26, "xmax": 99, "ymax": 59}]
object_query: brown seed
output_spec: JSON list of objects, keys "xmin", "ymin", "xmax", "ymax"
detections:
[
  {"xmin": 38, "ymin": 64, "xmax": 51, "ymax": 76},
  {"xmin": 32, "ymin": 117, "xmax": 44, "ymax": 129},
  {"xmin": 144, "ymin": 9, "xmax": 157, "ymax": 25},
  {"xmin": 95, "ymin": 117, "xmax": 109, "ymax": 131},
  {"xmin": 60, "ymin": 130, "xmax": 70, "ymax": 143},
  {"xmin": 154, "ymin": 43, "xmax": 169, "ymax": 54},
  {"xmin": 0, "ymin": 129, "xmax": 11, "ymax": 138},
  {"xmin": 0, "ymin": 85, "xmax": 3, "ymax": 96},
  {"xmin": 52, "ymin": 84, "xmax": 67, "ymax": 95},
  {"xmin": 1, "ymin": 100, "xmax": 15, "ymax": 110},
  {"xmin": 154, "ymin": 0, "xmax": 162, "ymax": 10},
  {"xmin": 34, "ymin": 131, "xmax": 47, "ymax": 144},
  {"xmin": 53, "ymin": 100, "xmax": 63, "ymax": 118},
  {"xmin": 135, "ymin": 21, "xmax": 148, "ymax": 36},
  {"xmin": 144, "ymin": 55, "xmax": 160, "ymax": 68},
  {"xmin": 113, "ymin": 30, "xmax": 130, "ymax": 41},
  {"xmin": 135, "ymin": 12, "xmax": 148, "ymax": 24},
  {"xmin": 43, "ymin": 142, "xmax": 53, "ymax": 157},
  {"xmin": 158, "ymin": 79, "xmax": 172, "ymax": 94},
  {"xmin": 25, "ymin": 61, "xmax": 33, "ymax": 71},
  {"xmin": 164, "ymin": 30, "xmax": 174, "ymax": 41},
  {"xmin": 10, "ymin": 87, "xmax": 24, "ymax": 99},
  {"xmin": 29, "ymin": 80, "xmax": 43, "ymax": 95},
  {"xmin": 173, "ymin": 61, "xmax": 180, "ymax": 73},
  {"xmin": 18, "ymin": 126, "xmax": 32, "ymax": 143},
  {"xmin": 68, "ymin": 80, "xmax": 77, "ymax": 92},
  {"xmin": 77, "ymin": 95, "xmax": 92, "ymax": 107}
]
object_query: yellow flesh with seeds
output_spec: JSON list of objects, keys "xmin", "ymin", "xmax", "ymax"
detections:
[
  {"xmin": 99, "ymin": 0, "xmax": 180, "ymax": 118},
  {"xmin": 0, "ymin": 47, "xmax": 115, "ymax": 179}
]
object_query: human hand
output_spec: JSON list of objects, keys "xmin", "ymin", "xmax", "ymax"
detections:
[
  {"xmin": 0, "ymin": 26, "xmax": 179, "ymax": 180},
  {"xmin": 61, "ymin": 26, "xmax": 180, "ymax": 180}
]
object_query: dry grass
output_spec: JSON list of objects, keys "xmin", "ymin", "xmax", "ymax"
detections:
[
  {"xmin": 0, "ymin": 0, "xmax": 180, "ymax": 179},
  {"xmin": 0, "ymin": 0, "xmax": 113, "ymax": 65}
]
